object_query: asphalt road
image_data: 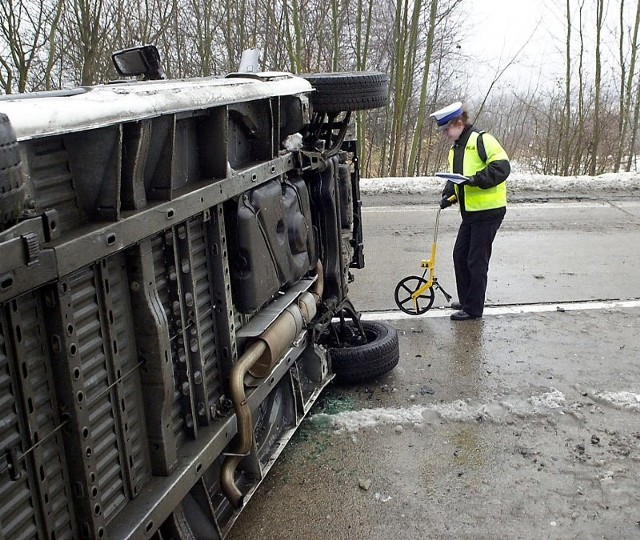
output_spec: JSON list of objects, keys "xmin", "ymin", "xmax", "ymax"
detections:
[
  {"xmin": 228, "ymin": 195, "xmax": 640, "ymax": 540},
  {"xmin": 350, "ymin": 197, "xmax": 640, "ymax": 311}
]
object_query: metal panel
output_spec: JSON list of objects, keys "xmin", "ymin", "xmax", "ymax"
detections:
[
  {"xmin": 126, "ymin": 240, "xmax": 177, "ymax": 477},
  {"xmin": 185, "ymin": 215, "xmax": 223, "ymax": 423},
  {"xmin": 175, "ymin": 220, "xmax": 208, "ymax": 430},
  {"xmin": 64, "ymin": 126, "xmax": 123, "ymax": 222},
  {"xmin": 0, "ymin": 315, "xmax": 40, "ymax": 540},
  {"xmin": 150, "ymin": 245, "xmax": 187, "ymax": 447},
  {"xmin": 25, "ymin": 137, "xmax": 84, "ymax": 232},
  {"xmin": 0, "ymin": 75, "xmax": 312, "ymax": 141},
  {"xmin": 69, "ymin": 266, "xmax": 127, "ymax": 522},
  {"xmin": 0, "ymin": 293, "xmax": 78, "ymax": 540},
  {"xmin": 50, "ymin": 154, "xmax": 298, "ymax": 277},
  {"xmin": 52, "ymin": 255, "xmax": 151, "ymax": 531},
  {"xmin": 152, "ymin": 229, "xmax": 195, "ymax": 444},
  {"xmin": 206, "ymin": 204, "xmax": 238, "ymax": 398},
  {"xmin": 100, "ymin": 256, "xmax": 150, "ymax": 504},
  {"xmin": 149, "ymin": 214, "xmax": 226, "ymax": 443},
  {"xmin": 8, "ymin": 293, "xmax": 76, "ymax": 540}
]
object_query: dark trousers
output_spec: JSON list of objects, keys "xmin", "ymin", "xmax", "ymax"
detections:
[{"xmin": 453, "ymin": 217, "xmax": 503, "ymax": 316}]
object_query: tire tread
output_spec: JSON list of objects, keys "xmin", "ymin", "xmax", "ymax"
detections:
[
  {"xmin": 301, "ymin": 72, "xmax": 389, "ymax": 113},
  {"xmin": 0, "ymin": 113, "xmax": 26, "ymax": 229},
  {"xmin": 330, "ymin": 321, "xmax": 399, "ymax": 384}
]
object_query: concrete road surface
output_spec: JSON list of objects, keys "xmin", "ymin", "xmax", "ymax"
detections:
[
  {"xmin": 350, "ymin": 198, "xmax": 640, "ymax": 311},
  {"xmin": 228, "ymin": 195, "xmax": 640, "ymax": 540}
]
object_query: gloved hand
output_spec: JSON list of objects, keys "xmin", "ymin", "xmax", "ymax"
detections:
[{"xmin": 440, "ymin": 197, "xmax": 453, "ymax": 209}]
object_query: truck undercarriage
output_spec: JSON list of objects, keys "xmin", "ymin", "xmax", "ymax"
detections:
[{"xmin": 0, "ymin": 48, "xmax": 395, "ymax": 539}]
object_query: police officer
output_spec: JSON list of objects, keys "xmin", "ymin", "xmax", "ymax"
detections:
[{"xmin": 430, "ymin": 102, "xmax": 510, "ymax": 321}]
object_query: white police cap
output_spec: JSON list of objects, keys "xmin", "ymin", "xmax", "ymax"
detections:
[{"xmin": 430, "ymin": 101, "xmax": 463, "ymax": 128}]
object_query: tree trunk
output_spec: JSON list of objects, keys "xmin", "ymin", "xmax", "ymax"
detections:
[
  {"xmin": 590, "ymin": 0, "xmax": 604, "ymax": 176},
  {"xmin": 407, "ymin": 0, "xmax": 438, "ymax": 176},
  {"xmin": 619, "ymin": 0, "xmax": 640, "ymax": 171},
  {"xmin": 560, "ymin": 0, "xmax": 572, "ymax": 176},
  {"xmin": 355, "ymin": 0, "xmax": 374, "ymax": 175}
]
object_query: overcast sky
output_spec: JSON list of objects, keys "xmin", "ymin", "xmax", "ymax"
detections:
[
  {"xmin": 460, "ymin": 0, "xmax": 567, "ymax": 98},
  {"xmin": 461, "ymin": 0, "xmax": 640, "ymax": 101}
]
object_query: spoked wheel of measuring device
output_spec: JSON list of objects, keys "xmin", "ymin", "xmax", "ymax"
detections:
[
  {"xmin": 394, "ymin": 275, "xmax": 435, "ymax": 315},
  {"xmin": 325, "ymin": 319, "xmax": 399, "ymax": 385}
]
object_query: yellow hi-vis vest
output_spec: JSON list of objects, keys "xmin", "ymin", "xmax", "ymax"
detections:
[{"xmin": 448, "ymin": 131, "xmax": 508, "ymax": 212}]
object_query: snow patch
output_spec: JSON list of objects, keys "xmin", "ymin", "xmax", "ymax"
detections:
[
  {"xmin": 592, "ymin": 391, "xmax": 640, "ymax": 411},
  {"xmin": 360, "ymin": 172, "xmax": 640, "ymax": 196},
  {"xmin": 313, "ymin": 389, "xmax": 568, "ymax": 433}
]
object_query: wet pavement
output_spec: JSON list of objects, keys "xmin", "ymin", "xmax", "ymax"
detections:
[
  {"xmin": 228, "ymin": 195, "xmax": 640, "ymax": 540},
  {"xmin": 350, "ymin": 198, "xmax": 640, "ymax": 311},
  {"xmin": 229, "ymin": 308, "xmax": 639, "ymax": 539}
]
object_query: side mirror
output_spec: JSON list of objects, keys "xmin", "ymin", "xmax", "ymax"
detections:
[{"xmin": 111, "ymin": 45, "xmax": 166, "ymax": 81}]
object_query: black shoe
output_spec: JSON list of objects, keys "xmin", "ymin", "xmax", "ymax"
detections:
[
  {"xmin": 450, "ymin": 310, "xmax": 481, "ymax": 321},
  {"xmin": 450, "ymin": 301, "xmax": 463, "ymax": 310}
]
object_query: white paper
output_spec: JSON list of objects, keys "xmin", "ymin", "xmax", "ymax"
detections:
[{"xmin": 435, "ymin": 172, "xmax": 469, "ymax": 184}]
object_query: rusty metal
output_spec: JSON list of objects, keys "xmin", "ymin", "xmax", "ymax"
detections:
[
  {"xmin": 220, "ymin": 273, "xmax": 323, "ymax": 507},
  {"xmin": 220, "ymin": 339, "xmax": 267, "ymax": 508}
]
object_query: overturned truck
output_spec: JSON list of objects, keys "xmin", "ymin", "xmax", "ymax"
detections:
[{"xmin": 0, "ymin": 46, "xmax": 397, "ymax": 539}]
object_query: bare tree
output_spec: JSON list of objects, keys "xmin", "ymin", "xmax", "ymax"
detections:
[
  {"xmin": 589, "ymin": 0, "xmax": 605, "ymax": 175},
  {"xmin": 406, "ymin": 0, "xmax": 439, "ymax": 176},
  {"xmin": 183, "ymin": 0, "xmax": 223, "ymax": 75},
  {"xmin": 560, "ymin": 0, "xmax": 572, "ymax": 175},
  {"xmin": 3, "ymin": 0, "xmax": 640, "ymax": 180},
  {"xmin": 619, "ymin": 0, "xmax": 640, "ymax": 171},
  {"xmin": 64, "ymin": 0, "xmax": 117, "ymax": 85},
  {"xmin": 0, "ymin": 0, "xmax": 54, "ymax": 93},
  {"xmin": 474, "ymin": 29, "xmax": 538, "ymax": 123},
  {"xmin": 570, "ymin": 1, "xmax": 587, "ymax": 176}
]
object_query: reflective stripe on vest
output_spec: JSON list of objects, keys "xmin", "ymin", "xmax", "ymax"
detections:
[{"xmin": 448, "ymin": 131, "xmax": 507, "ymax": 212}]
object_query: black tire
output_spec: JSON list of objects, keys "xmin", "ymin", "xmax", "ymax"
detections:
[
  {"xmin": 301, "ymin": 72, "xmax": 389, "ymax": 113},
  {"xmin": 0, "ymin": 113, "xmax": 26, "ymax": 230},
  {"xmin": 329, "ymin": 321, "xmax": 399, "ymax": 384}
]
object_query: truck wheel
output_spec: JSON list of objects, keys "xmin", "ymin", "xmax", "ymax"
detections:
[
  {"xmin": 301, "ymin": 72, "xmax": 389, "ymax": 113},
  {"xmin": 0, "ymin": 113, "xmax": 26, "ymax": 230},
  {"xmin": 329, "ymin": 320, "xmax": 399, "ymax": 384}
]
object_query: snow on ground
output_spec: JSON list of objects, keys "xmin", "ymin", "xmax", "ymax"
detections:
[
  {"xmin": 593, "ymin": 391, "xmax": 640, "ymax": 411},
  {"xmin": 313, "ymin": 389, "xmax": 640, "ymax": 433},
  {"xmin": 312, "ymin": 389, "xmax": 568, "ymax": 433},
  {"xmin": 361, "ymin": 171, "xmax": 640, "ymax": 196}
]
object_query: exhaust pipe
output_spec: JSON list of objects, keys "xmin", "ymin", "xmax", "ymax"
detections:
[
  {"xmin": 220, "ymin": 340, "xmax": 267, "ymax": 508},
  {"xmin": 221, "ymin": 262, "xmax": 324, "ymax": 508}
]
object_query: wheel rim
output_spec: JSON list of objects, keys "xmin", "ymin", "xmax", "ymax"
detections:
[{"xmin": 394, "ymin": 276, "xmax": 435, "ymax": 315}]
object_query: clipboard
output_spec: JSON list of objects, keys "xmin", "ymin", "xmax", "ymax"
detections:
[{"xmin": 435, "ymin": 172, "xmax": 469, "ymax": 184}]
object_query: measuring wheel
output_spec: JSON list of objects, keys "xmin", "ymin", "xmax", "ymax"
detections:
[{"xmin": 394, "ymin": 275, "xmax": 435, "ymax": 315}]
